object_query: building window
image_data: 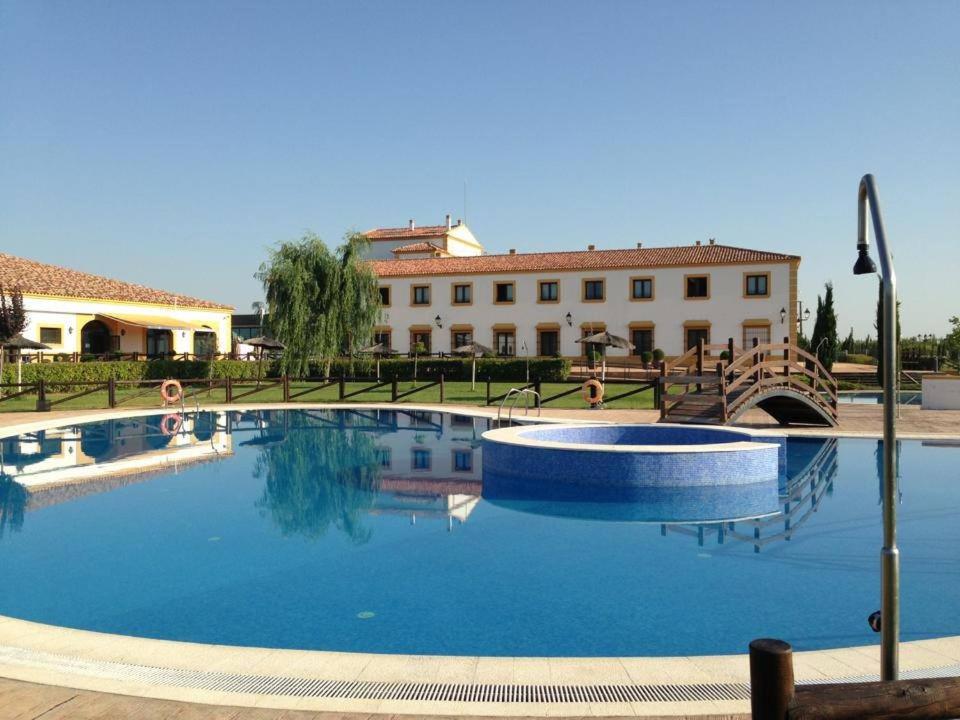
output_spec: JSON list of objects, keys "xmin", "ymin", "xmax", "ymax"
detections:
[
  {"xmin": 193, "ymin": 330, "xmax": 217, "ymax": 356},
  {"xmin": 411, "ymin": 285, "xmax": 431, "ymax": 305},
  {"xmin": 452, "ymin": 283, "xmax": 472, "ymax": 304},
  {"xmin": 452, "ymin": 330, "xmax": 473, "ymax": 349},
  {"xmin": 453, "ymin": 449, "xmax": 473, "ymax": 472},
  {"xmin": 494, "ymin": 282, "xmax": 515, "ymax": 304},
  {"xmin": 378, "ymin": 286, "xmax": 391, "ymax": 306},
  {"xmin": 411, "ymin": 330, "xmax": 431, "ymax": 353},
  {"xmin": 538, "ymin": 280, "xmax": 559, "ymax": 303},
  {"xmin": 631, "ymin": 277, "xmax": 653, "ymax": 300},
  {"xmin": 39, "ymin": 327, "xmax": 62, "ymax": 345},
  {"xmin": 374, "ymin": 330, "xmax": 391, "ymax": 348},
  {"xmin": 538, "ymin": 330, "xmax": 559, "ymax": 357},
  {"xmin": 685, "ymin": 275, "xmax": 710, "ymax": 299},
  {"xmin": 583, "ymin": 279, "xmax": 605, "ymax": 302},
  {"xmin": 450, "ymin": 414, "xmax": 474, "ymax": 428},
  {"xmin": 630, "ymin": 329, "xmax": 653, "ymax": 356},
  {"xmin": 745, "ymin": 273, "xmax": 770, "ymax": 297},
  {"xmin": 377, "ymin": 447, "xmax": 392, "ymax": 469},
  {"xmin": 146, "ymin": 329, "xmax": 173, "ymax": 356},
  {"xmin": 685, "ymin": 326, "xmax": 710, "ymax": 350},
  {"xmin": 743, "ymin": 324, "xmax": 772, "ymax": 348},
  {"xmin": 495, "ymin": 330, "xmax": 516, "ymax": 356},
  {"xmin": 412, "ymin": 449, "xmax": 432, "ymax": 471}
]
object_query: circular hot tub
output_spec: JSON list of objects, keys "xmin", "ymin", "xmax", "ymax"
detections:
[{"xmin": 481, "ymin": 423, "xmax": 784, "ymax": 488}]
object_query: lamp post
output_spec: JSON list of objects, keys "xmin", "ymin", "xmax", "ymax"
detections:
[
  {"xmin": 854, "ymin": 173, "xmax": 899, "ymax": 682},
  {"xmin": 780, "ymin": 303, "xmax": 812, "ymax": 341}
]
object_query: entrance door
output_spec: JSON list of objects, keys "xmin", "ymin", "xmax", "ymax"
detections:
[
  {"xmin": 538, "ymin": 331, "xmax": 559, "ymax": 357},
  {"xmin": 80, "ymin": 320, "xmax": 111, "ymax": 355},
  {"xmin": 147, "ymin": 329, "xmax": 173, "ymax": 357},
  {"xmin": 685, "ymin": 327, "xmax": 710, "ymax": 351}
]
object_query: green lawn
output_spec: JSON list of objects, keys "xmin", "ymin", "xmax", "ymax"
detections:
[{"xmin": 0, "ymin": 380, "xmax": 660, "ymax": 413}]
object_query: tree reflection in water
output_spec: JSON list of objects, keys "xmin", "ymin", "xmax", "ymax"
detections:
[
  {"xmin": 0, "ymin": 474, "xmax": 27, "ymax": 539},
  {"xmin": 253, "ymin": 413, "xmax": 383, "ymax": 543}
]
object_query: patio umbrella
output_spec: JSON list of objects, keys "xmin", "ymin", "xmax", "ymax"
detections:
[
  {"xmin": 453, "ymin": 342, "xmax": 494, "ymax": 391},
  {"xmin": 2, "ymin": 335, "xmax": 49, "ymax": 390},
  {"xmin": 359, "ymin": 342, "xmax": 398, "ymax": 379},
  {"xmin": 575, "ymin": 332, "xmax": 634, "ymax": 382},
  {"xmin": 245, "ymin": 336, "xmax": 285, "ymax": 385}
]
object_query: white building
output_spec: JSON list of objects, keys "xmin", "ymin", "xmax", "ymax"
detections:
[
  {"xmin": 365, "ymin": 223, "xmax": 800, "ymax": 359},
  {"xmin": 1, "ymin": 253, "xmax": 233, "ymax": 357},
  {"xmin": 363, "ymin": 216, "xmax": 483, "ymax": 260}
]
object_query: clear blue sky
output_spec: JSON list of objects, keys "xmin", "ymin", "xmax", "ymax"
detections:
[{"xmin": 1, "ymin": 1, "xmax": 957, "ymax": 336}]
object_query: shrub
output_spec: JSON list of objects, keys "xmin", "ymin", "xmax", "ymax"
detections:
[
  {"xmin": 640, "ymin": 350, "xmax": 653, "ymax": 366},
  {"xmin": 652, "ymin": 348, "xmax": 665, "ymax": 363}
]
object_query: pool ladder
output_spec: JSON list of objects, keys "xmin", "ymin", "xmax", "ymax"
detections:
[{"xmin": 496, "ymin": 388, "xmax": 542, "ymax": 427}]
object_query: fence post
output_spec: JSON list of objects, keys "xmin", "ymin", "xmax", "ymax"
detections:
[
  {"xmin": 338, "ymin": 375, "xmax": 346, "ymax": 400},
  {"xmin": 728, "ymin": 337, "xmax": 735, "ymax": 365},
  {"xmin": 108, "ymin": 377, "xmax": 116, "ymax": 408},
  {"xmin": 439, "ymin": 373, "xmax": 445, "ymax": 404},
  {"xmin": 696, "ymin": 338, "xmax": 705, "ymax": 392},
  {"xmin": 225, "ymin": 376, "xmax": 233, "ymax": 403},
  {"xmin": 717, "ymin": 362, "xmax": 727, "ymax": 422},
  {"xmin": 658, "ymin": 360, "xmax": 666, "ymax": 418},
  {"xmin": 35, "ymin": 379, "xmax": 49, "ymax": 412},
  {"xmin": 283, "ymin": 375, "xmax": 290, "ymax": 403},
  {"xmin": 784, "ymin": 336, "xmax": 791, "ymax": 382},
  {"xmin": 485, "ymin": 377, "xmax": 491, "ymax": 405},
  {"xmin": 391, "ymin": 379, "xmax": 398, "ymax": 402},
  {"xmin": 749, "ymin": 638, "xmax": 794, "ymax": 720}
]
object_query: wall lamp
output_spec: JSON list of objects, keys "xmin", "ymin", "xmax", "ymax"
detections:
[
  {"xmin": 434, "ymin": 314, "xmax": 443, "ymax": 329},
  {"xmin": 565, "ymin": 312, "xmax": 573, "ymax": 327}
]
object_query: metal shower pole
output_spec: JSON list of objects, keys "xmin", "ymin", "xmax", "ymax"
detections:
[{"xmin": 856, "ymin": 173, "xmax": 899, "ymax": 681}]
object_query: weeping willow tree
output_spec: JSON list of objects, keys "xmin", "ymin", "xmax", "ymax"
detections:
[{"xmin": 255, "ymin": 232, "xmax": 380, "ymax": 377}]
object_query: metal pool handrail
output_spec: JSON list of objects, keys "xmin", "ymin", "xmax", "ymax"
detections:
[{"xmin": 497, "ymin": 388, "xmax": 542, "ymax": 427}]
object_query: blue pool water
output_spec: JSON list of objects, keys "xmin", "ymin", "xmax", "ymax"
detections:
[{"xmin": 0, "ymin": 409, "xmax": 958, "ymax": 657}]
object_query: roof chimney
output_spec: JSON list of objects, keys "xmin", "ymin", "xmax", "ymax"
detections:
[
  {"xmin": 708, "ymin": 237, "xmax": 716, "ymax": 245},
  {"xmin": 409, "ymin": 219, "xmax": 415, "ymax": 230},
  {"xmin": 457, "ymin": 218, "xmax": 462, "ymax": 226},
  {"xmin": 636, "ymin": 242, "xmax": 642, "ymax": 249},
  {"xmin": 695, "ymin": 240, "xmax": 702, "ymax": 246},
  {"xmin": 508, "ymin": 248, "xmax": 516, "ymax": 255},
  {"xmin": 446, "ymin": 214, "xmax": 452, "ymax": 230},
  {"xmin": 587, "ymin": 244, "xmax": 596, "ymax": 251}
]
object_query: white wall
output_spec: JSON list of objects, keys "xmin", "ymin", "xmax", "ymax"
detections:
[
  {"xmin": 19, "ymin": 295, "xmax": 233, "ymax": 354},
  {"xmin": 376, "ymin": 262, "xmax": 794, "ymax": 357}
]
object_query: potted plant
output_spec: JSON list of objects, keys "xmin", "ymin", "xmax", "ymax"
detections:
[{"xmin": 640, "ymin": 350, "xmax": 653, "ymax": 368}]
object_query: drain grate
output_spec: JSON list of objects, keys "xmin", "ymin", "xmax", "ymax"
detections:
[
  {"xmin": 0, "ymin": 645, "xmax": 749, "ymax": 703},
  {"xmin": 2, "ymin": 644, "xmax": 957, "ymax": 705}
]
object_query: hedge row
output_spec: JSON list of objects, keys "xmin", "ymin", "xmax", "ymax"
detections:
[{"xmin": 0, "ymin": 357, "xmax": 571, "ymax": 388}]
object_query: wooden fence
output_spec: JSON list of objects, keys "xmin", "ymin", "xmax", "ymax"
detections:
[{"xmin": 750, "ymin": 638, "xmax": 960, "ymax": 720}]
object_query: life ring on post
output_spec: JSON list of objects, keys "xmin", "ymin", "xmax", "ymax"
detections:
[
  {"xmin": 582, "ymin": 378, "xmax": 604, "ymax": 407},
  {"xmin": 160, "ymin": 379, "xmax": 183, "ymax": 406},
  {"xmin": 160, "ymin": 414, "xmax": 183, "ymax": 436}
]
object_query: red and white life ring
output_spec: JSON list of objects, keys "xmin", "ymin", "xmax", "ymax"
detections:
[
  {"xmin": 160, "ymin": 379, "xmax": 183, "ymax": 406},
  {"xmin": 582, "ymin": 378, "xmax": 604, "ymax": 406},
  {"xmin": 160, "ymin": 414, "xmax": 183, "ymax": 436}
]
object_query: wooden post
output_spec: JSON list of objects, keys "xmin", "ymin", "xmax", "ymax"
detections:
[
  {"xmin": 108, "ymin": 377, "xmax": 116, "ymax": 408},
  {"xmin": 696, "ymin": 338, "xmax": 705, "ymax": 392},
  {"xmin": 439, "ymin": 373, "xmax": 445, "ymax": 404},
  {"xmin": 486, "ymin": 377, "xmax": 491, "ymax": 406},
  {"xmin": 728, "ymin": 337, "xmax": 735, "ymax": 366},
  {"xmin": 391, "ymin": 378, "xmax": 398, "ymax": 402},
  {"xmin": 749, "ymin": 638, "xmax": 794, "ymax": 720},
  {"xmin": 338, "ymin": 375, "xmax": 345, "ymax": 400},
  {"xmin": 753, "ymin": 337, "xmax": 761, "ymax": 383},
  {"xmin": 35, "ymin": 379, "xmax": 49, "ymax": 412},
  {"xmin": 282, "ymin": 375, "xmax": 290, "ymax": 403},
  {"xmin": 717, "ymin": 362, "xmax": 727, "ymax": 423},
  {"xmin": 784, "ymin": 336, "xmax": 791, "ymax": 382},
  {"xmin": 658, "ymin": 360, "xmax": 666, "ymax": 419},
  {"xmin": 225, "ymin": 376, "xmax": 233, "ymax": 403}
]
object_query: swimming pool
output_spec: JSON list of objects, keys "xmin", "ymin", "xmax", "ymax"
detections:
[{"xmin": 0, "ymin": 408, "xmax": 958, "ymax": 657}]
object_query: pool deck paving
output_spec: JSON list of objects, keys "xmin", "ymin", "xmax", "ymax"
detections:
[{"xmin": 0, "ymin": 401, "xmax": 959, "ymax": 719}]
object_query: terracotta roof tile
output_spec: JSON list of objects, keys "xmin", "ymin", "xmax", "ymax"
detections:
[
  {"xmin": 391, "ymin": 242, "xmax": 447, "ymax": 254},
  {"xmin": 370, "ymin": 244, "xmax": 799, "ymax": 278},
  {"xmin": 0, "ymin": 253, "xmax": 233, "ymax": 310},
  {"xmin": 364, "ymin": 225, "xmax": 449, "ymax": 240}
]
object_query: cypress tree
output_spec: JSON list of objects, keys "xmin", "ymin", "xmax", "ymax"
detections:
[{"xmin": 809, "ymin": 282, "xmax": 839, "ymax": 371}]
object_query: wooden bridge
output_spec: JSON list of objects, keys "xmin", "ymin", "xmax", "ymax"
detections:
[{"xmin": 658, "ymin": 336, "xmax": 839, "ymax": 426}]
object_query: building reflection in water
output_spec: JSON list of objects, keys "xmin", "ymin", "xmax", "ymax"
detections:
[{"xmin": 1, "ymin": 412, "xmax": 841, "ymax": 554}]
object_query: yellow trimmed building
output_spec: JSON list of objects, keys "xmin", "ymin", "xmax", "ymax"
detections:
[{"xmin": 0, "ymin": 253, "xmax": 233, "ymax": 358}]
